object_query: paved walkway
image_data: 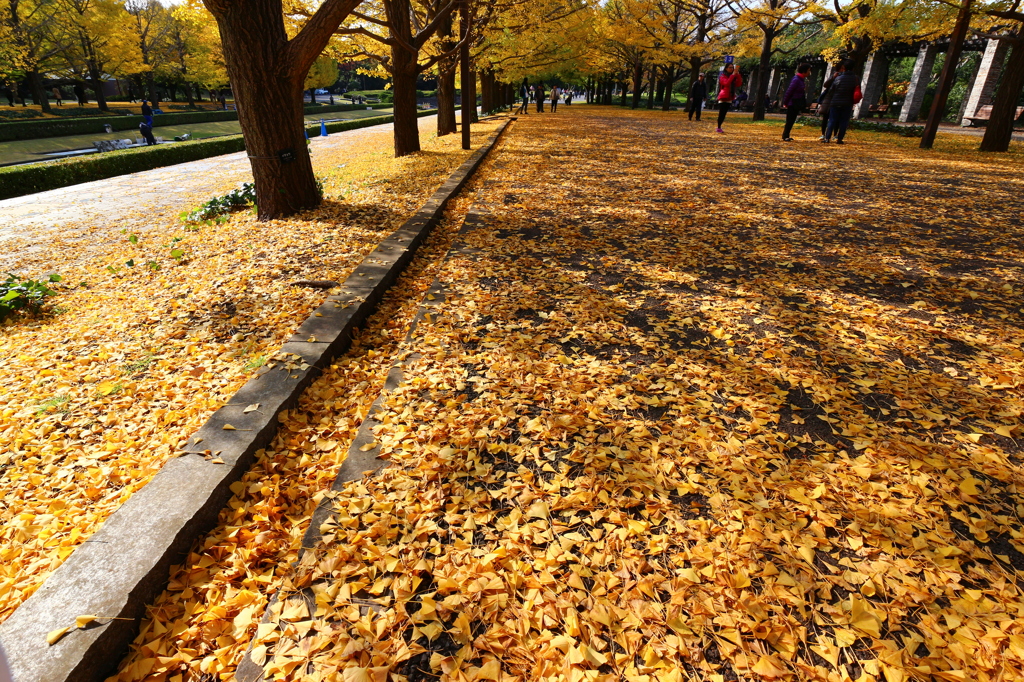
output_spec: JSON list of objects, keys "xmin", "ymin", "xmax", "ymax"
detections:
[
  {"xmin": 0, "ymin": 109, "xmax": 395, "ymax": 166},
  {"xmin": 0, "ymin": 116, "xmax": 433, "ymax": 270}
]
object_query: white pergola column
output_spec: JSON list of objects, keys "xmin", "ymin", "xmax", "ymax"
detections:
[
  {"xmin": 855, "ymin": 52, "xmax": 889, "ymax": 118},
  {"xmin": 899, "ymin": 43, "xmax": 938, "ymax": 122},
  {"xmin": 961, "ymin": 38, "xmax": 1009, "ymax": 125},
  {"xmin": 765, "ymin": 66, "xmax": 781, "ymax": 102}
]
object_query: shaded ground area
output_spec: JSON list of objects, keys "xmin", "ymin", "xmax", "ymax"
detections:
[
  {"xmin": 111, "ymin": 107, "xmax": 1024, "ymax": 682},
  {"xmin": 0, "ymin": 108, "xmax": 395, "ymax": 166}
]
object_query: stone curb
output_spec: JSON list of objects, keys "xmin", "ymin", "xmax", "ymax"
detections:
[{"xmin": 0, "ymin": 118, "xmax": 513, "ymax": 682}]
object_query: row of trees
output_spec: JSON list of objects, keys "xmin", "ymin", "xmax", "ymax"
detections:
[
  {"xmin": 2, "ymin": 0, "xmax": 228, "ymax": 112},
  {"xmin": 6, "ymin": 0, "xmax": 1019, "ymax": 217}
]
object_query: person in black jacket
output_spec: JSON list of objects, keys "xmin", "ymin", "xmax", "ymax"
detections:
[
  {"xmin": 823, "ymin": 60, "xmax": 860, "ymax": 144},
  {"xmin": 688, "ymin": 73, "xmax": 707, "ymax": 121}
]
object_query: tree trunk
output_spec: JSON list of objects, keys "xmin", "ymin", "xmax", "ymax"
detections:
[
  {"xmin": 146, "ymin": 73, "xmax": 159, "ymax": 106},
  {"xmin": 469, "ymin": 69, "xmax": 479, "ymax": 122},
  {"xmin": 391, "ymin": 67, "xmax": 420, "ymax": 156},
  {"xmin": 460, "ymin": 0, "xmax": 470, "ymax": 149},
  {"xmin": 185, "ymin": 82, "xmax": 196, "ymax": 107},
  {"xmin": 752, "ymin": 31, "xmax": 774, "ymax": 121},
  {"xmin": 437, "ymin": 13, "xmax": 457, "ymax": 135},
  {"xmin": 437, "ymin": 61, "xmax": 457, "ymax": 135},
  {"xmin": 632, "ymin": 61, "xmax": 643, "ymax": 108},
  {"xmin": 309, "ymin": 87, "xmax": 316, "ymax": 103},
  {"xmin": 29, "ymin": 70, "xmax": 51, "ymax": 113},
  {"xmin": 662, "ymin": 66, "xmax": 676, "ymax": 111},
  {"xmin": 479, "ymin": 69, "xmax": 491, "ymax": 113},
  {"xmin": 656, "ymin": 75, "xmax": 666, "ymax": 105},
  {"xmin": 211, "ymin": 0, "xmax": 320, "ymax": 219},
  {"xmin": 980, "ymin": 33, "xmax": 1024, "ymax": 152},
  {"xmin": 619, "ymin": 80, "xmax": 627, "ymax": 106},
  {"xmin": 646, "ymin": 68, "xmax": 656, "ymax": 109}
]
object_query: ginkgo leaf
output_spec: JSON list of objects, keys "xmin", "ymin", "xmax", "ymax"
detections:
[
  {"xmin": 243, "ymin": 403, "xmax": 260, "ymax": 413},
  {"xmin": 75, "ymin": 615, "xmax": 98, "ymax": 628},
  {"xmin": 46, "ymin": 627, "xmax": 70, "ymax": 645},
  {"xmin": 222, "ymin": 424, "xmax": 237, "ymax": 431}
]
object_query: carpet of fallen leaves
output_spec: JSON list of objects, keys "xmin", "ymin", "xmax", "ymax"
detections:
[
  {"xmin": 119, "ymin": 107, "xmax": 1024, "ymax": 682},
  {"xmin": 0, "ymin": 118, "xmax": 503, "ymax": 625}
]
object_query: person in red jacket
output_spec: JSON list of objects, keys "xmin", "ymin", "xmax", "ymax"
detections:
[{"xmin": 716, "ymin": 63, "xmax": 743, "ymax": 133}]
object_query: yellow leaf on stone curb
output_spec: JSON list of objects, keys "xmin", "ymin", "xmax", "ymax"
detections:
[{"xmin": 47, "ymin": 627, "xmax": 70, "ymax": 645}]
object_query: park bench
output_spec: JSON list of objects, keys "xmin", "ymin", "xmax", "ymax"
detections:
[
  {"xmin": 807, "ymin": 102, "xmax": 820, "ymax": 114},
  {"xmin": 964, "ymin": 105, "xmax": 1024, "ymax": 127},
  {"xmin": 863, "ymin": 104, "xmax": 889, "ymax": 118}
]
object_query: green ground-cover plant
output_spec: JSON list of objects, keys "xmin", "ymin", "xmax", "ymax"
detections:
[{"xmin": 0, "ymin": 273, "xmax": 62, "ymax": 322}]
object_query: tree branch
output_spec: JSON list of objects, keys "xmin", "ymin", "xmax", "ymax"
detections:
[{"xmin": 287, "ymin": 0, "xmax": 364, "ymax": 81}]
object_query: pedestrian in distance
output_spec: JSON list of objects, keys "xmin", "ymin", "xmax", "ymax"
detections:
[
  {"xmin": 535, "ymin": 85, "xmax": 545, "ymax": 113},
  {"xmin": 550, "ymin": 85, "xmax": 560, "ymax": 112},
  {"xmin": 139, "ymin": 121, "xmax": 157, "ymax": 145},
  {"xmin": 817, "ymin": 69, "xmax": 836, "ymax": 140},
  {"xmin": 715, "ymin": 63, "xmax": 742, "ymax": 133},
  {"xmin": 517, "ymin": 82, "xmax": 530, "ymax": 114},
  {"xmin": 823, "ymin": 59, "xmax": 861, "ymax": 144},
  {"xmin": 781, "ymin": 63, "xmax": 811, "ymax": 141},
  {"xmin": 52, "ymin": 87, "xmax": 62, "ymax": 106},
  {"xmin": 516, "ymin": 83, "xmax": 529, "ymax": 114},
  {"xmin": 140, "ymin": 99, "xmax": 154, "ymax": 126},
  {"xmin": 688, "ymin": 73, "xmax": 707, "ymax": 121}
]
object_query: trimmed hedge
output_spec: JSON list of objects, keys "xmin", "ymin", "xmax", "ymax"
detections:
[
  {"xmin": 0, "ymin": 103, "xmax": 394, "ymax": 143},
  {"xmin": 0, "ymin": 135, "xmax": 247, "ymax": 200},
  {"xmin": 0, "ymin": 109, "xmax": 438, "ymax": 201}
]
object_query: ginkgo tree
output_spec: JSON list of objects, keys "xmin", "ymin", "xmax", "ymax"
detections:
[
  {"xmin": 333, "ymin": 0, "xmax": 461, "ymax": 156},
  {"xmin": 199, "ymin": 0, "xmax": 364, "ymax": 219}
]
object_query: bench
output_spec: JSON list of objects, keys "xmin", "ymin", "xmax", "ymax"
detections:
[
  {"xmin": 807, "ymin": 102, "xmax": 820, "ymax": 115},
  {"xmin": 964, "ymin": 105, "xmax": 1024, "ymax": 127},
  {"xmin": 863, "ymin": 104, "xmax": 889, "ymax": 118}
]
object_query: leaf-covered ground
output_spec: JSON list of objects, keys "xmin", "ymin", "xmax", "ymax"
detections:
[
  {"xmin": 106, "ymin": 107, "xmax": 1024, "ymax": 682},
  {"xmin": 0, "ymin": 118, "xmax": 504, "ymax": 625}
]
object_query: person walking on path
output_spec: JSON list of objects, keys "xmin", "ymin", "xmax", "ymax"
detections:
[
  {"xmin": 52, "ymin": 87, "xmax": 62, "ymax": 106},
  {"xmin": 141, "ymin": 100, "xmax": 154, "ymax": 126},
  {"xmin": 517, "ymin": 82, "xmax": 530, "ymax": 114},
  {"xmin": 535, "ymin": 85, "xmax": 545, "ymax": 113},
  {"xmin": 823, "ymin": 60, "xmax": 861, "ymax": 144},
  {"xmin": 781, "ymin": 63, "xmax": 811, "ymax": 141},
  {"xmin": 817, "ymin": 70, "xmax": 836, "ymax": 140},
  {"xmin": 550, "ymin": 85, "xmax": 560, "ymax": 112},
  {"xmin": 715, "ymin": 64, "xmax": 742, "ymax": 133},
  {"xmin": 688, "ymin": 73, "xmax": 707, "ymax": 121}
]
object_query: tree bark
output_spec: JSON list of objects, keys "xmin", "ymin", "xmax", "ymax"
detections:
[
  {"xmin": 632, "ymin": 61, "xmax": 643, "ymax": 108},
  {"xmin": 479, "ymin": 68, "xmax": 491, "ymax": 113},
  {"xmin": 146, "ymin": 73, "xmax": 159, "ymax": 106},
  {"xmin": 980, "ymin": 33, "xmax": 1024, "ymax": 152},
  {"xmin": 436, "ymin": 13, "xmax": 457, "ymax": 136},
  {"xmin": 460, "ymin": 0, "xmax": 470, "ymax": 149},
  {"xmin": 29, "ymin": 70, "xmax": 50, "ymax": 113},
  {"xmin": 752, "ymin": 31, "xmax": 774, "ymax": 121},
  {"xmin": 646, "ymin": 67, "xmax": 656, "ymax": 109},
  {"xmin": 662, "ymin": 66, "xmax": 676, "ymax": 111},
  {"xmin": 655, "ymin": 74, "xmax": 666, "ymax": 106},
  {"xmin": 209, "ymin": 0, "xmax": 320, "ymax": 218},
  {"xmin": 921, "ymin": 0, "xmax": 973, "ymax": 148},
  {"xmin": 437, "ymin": 60, "xmax": 457, "ymax": 135},
  {"xmin": 391, "ymin": 64, "xmax": 421, "ymax": 155}
]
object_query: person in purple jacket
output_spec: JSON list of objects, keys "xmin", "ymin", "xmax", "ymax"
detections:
[{"xmin": 781, "ymin": 63, "xmax": 811, "ymax": 141}]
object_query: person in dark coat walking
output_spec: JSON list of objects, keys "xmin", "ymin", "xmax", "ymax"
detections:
[
  {"xmin": 517, "ymin": 82, "xmax": 530, "ymax": 114},
  {"xmin": 781, "ymin": 63, "xmax": 811, "ymax": 141},
  {"xmin": 688, "ymin": 73, "xmax": 707, "ymax": 121},
  {"xmin": 535, "ymin": 85, "xmax": 545, "ymax": 113},
  {"xmin": 823, "ymin": 60, "xmax": 861, "ymax": 144}
]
